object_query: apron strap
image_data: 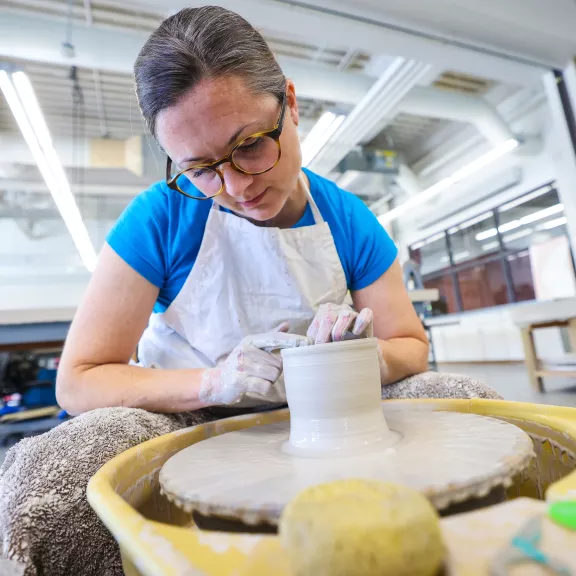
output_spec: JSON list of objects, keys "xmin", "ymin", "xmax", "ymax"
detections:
[{"xmin": 299, "ymin": 172, "xmax": 324, "ymax": 224}]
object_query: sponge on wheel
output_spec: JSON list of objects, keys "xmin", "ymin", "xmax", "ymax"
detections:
[{"xmin": 279, "ymin": 479, "xmax": 444, "ymax": 576}]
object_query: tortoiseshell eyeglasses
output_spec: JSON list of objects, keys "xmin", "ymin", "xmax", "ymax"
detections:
[{"xmin": 166, "ymin": 93, "xmax": 287, "ymax": 200}]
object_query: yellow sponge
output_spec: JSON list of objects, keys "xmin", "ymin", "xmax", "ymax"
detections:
[{"xmin": 279, "ymin": 479, "xmax": 444, "ymax": 576}]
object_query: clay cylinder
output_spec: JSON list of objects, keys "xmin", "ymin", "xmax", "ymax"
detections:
[{"xmin": 281, "ymin": 338, "xmax": 391, "ymax": 456}]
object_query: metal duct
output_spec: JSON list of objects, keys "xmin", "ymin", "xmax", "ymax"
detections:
[
  {"xmin": 308, "ymin": 58, "xmax": 431, "ymax": 175},
  {"xmin": 399, "ymin": 86, "xmax": 515, "ymax": 146}
]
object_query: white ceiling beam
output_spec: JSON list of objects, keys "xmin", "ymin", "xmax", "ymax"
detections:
[
  {"xmin": 308, "ymin": 58, "xmax": 431, "ymax": 175},
  {"xmin": 0, "ymin": 178, "xmax": 142, "ymax": 197},
  {"xmin": 0, "ymin": 11, "xmax": 374, "ymax": 106},
  {"xmin": 399, "ymin": 86, "xmax": 516, "ymax": 146}
]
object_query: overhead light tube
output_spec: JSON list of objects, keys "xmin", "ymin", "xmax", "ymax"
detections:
[
  {"xmin": 378, "ymin": 138, "xmax": 519, "ymax": 226},
  {"xmin": 0, "ymin": 69, "xmax": 97, "ymax": 272},
  {"xmin": 301, "ymin": 111, "xmax": 346, "ymax": 167}
]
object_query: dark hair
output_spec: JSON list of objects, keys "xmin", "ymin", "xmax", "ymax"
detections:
[{"xmin": 134, "ymin": 5, "xmax": 286, "ymax": 137}]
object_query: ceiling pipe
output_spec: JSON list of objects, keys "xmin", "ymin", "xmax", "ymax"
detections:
[
  {"xmin": 0, "ymin": 133, "xmax": 144, "ymax": 174},
  {"xmin": 0, "ymin": 12, "xmax": 374, "ymax": 106},
  {"xmin": 313, "ymin": 82, "xmax": 518, "ymax": 178},
  {"xmin": 395, "ymin": 164, "xmax": 422, "ymax": 198},
  {"xmin": 0, "ymin": 179, "xmax": 142, "ymax": 198},
  {"xmin": 308, "ymin": 58, "xmax": 431, "ymax": 175},
  {"xmin": 399, "ymin": 86, "xmax": 515, "ymax": 146}
]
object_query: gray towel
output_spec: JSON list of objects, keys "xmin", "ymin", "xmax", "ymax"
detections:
[
  {"xmin": 0, "ymin": 408, "xmax": 218, "ymax": 576},
  {"xmin": 0, "ymin": 372, "xmax": 499, "ymax": 575},
  {"xmin": 382, "ymin": 371, "xmax": 502, "ymax": 400}
]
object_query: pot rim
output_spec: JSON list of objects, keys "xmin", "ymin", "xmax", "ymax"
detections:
[{"xmin": 281, "ymin": 336, "xmax": 377, "ymax": 358}]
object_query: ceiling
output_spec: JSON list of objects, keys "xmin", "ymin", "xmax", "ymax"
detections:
[
  {"xmin": 0, "ymin": 0, "xmax": 560, "ymax": 294},
  {"xmin": 0, "ymin": 0, "xmax": 364, "ymax": 140},
  {"xmin": 274, "ymin": 0, "xmax": 576, "ymax": 67},
  {"xmin": 0, "ymin": 0, "xmax": 516, "ymax": 151},
  {"xmin": 0, "ymin": 0, "xmax": 551, "ymax": 219},
  {"xmin": 0, "ymin": 57, "xmax": 344, "ymax": 141}
]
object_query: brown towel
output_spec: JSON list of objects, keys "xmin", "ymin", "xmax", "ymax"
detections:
[{"xmin": 0, "ymin": 372, "xmax": 499, "ymax": 575}]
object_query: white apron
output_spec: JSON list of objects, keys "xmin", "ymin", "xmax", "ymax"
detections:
[{"xmin": 137, "ymin": 174, "xmax": 349, "ymax": 402}]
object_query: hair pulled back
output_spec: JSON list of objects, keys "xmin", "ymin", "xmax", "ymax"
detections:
[{"xmin": 135, "ymin": 5, "xmax": 286, "ymax": 137}]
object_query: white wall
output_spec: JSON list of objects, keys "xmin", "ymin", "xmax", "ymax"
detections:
[
  {"xmin": 428, "ymin": 306, "xmax": 567, "ymax": 363},
  {"xmin": 0, "ymin": 216, "xmax": 113, "ymax": 320}
]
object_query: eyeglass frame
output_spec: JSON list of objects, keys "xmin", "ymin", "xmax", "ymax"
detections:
[{"xmin": 165, "ymin": 92, "xmax": 287, "ymax": 200}]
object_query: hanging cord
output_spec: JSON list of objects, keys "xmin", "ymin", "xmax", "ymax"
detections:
[
  {"xmin": 66, "ymin": 0, "xmax": 73, "ymax": 43},
  {"xmin": 61, "ymin": 0, "xmax": 75, "ymax": 57},
  {"xmin": 70, "ymin": 66, "xmax": 86, "ymax": 218}
]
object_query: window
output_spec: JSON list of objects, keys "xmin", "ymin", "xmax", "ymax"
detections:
[
  {"xmin": 507, "ymin": 251, "xmax": 536, "ymax": 302},
  {"xmin": 457, "ymin": 259, "xmax": 509, "ymax": 311},
  {"xmin": 423, "ymin": 274, "xmax": 458, "ymax": 315},
  {"xmin": 447, "ymin": 212, "xmax": 499, "ymax": 264},
  {"xmin": 497, "ymin": 186, "xmax": 565, "ymax": 252},
  {"xmin": 408, "ymin": 183, "xmax": 573, "ymax": 315},
  {"xmin": 409, "ymin": 232, "xmax": 449, "ymax": 276}
]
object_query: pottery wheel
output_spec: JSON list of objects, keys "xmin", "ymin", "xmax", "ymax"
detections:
[{"xmin": 160, "ymin": 410, "xmax": 534, "ymax": 525}]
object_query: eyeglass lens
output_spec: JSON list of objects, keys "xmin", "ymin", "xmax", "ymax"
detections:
[{"xmin": 172, "ymin": 134, "xmax": 280, "ymax": 198}]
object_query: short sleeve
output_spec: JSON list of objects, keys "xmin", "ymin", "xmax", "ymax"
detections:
[
  {"xmin": 346, "ymin": 194, "xmax": 398, "ymax": 291},
  {"xmin": 106, "ymin": 186, "xmax": 168, "ymax": 288}
]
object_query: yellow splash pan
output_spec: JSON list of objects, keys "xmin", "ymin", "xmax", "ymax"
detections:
[{"xmin": 87, "ymin": 399, "xmax": 576, "ymax": 576}]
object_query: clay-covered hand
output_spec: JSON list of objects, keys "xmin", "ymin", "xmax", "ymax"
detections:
[
  {"xmin": 199, "ymin": 323, "xmax": 310, "ymax": 406},
  {"xmin": 307, "ymin": 303, "xmax": 374, "ymax": 344}
]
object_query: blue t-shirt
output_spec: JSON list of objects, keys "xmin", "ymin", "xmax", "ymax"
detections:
[{"xmin": 106, "ymin": 169, "xmax": 398, "ymax": 313}]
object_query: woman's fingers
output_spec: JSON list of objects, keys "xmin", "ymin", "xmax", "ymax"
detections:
[
  {"xmin": 314, "ymin": 305, "xmax": 340, "ymax": 344},
  {"xmin": 306, "ymin": 315, "xmax": 321, "ymax": 342},
  {"xmin": 236, "ymin": 343, "xmax": 282, "ymax": 370},
  {"xmin": 272, "ymin": 321, "xmax": 290, "ymax": 333},
  {"xmin": 242, "ymin": 357, "xmax": 280, "ymax": 382},
  {"xmin": 352, "ymin": 308, "xmax": 374, "ymax": 337},
  {"xmin": 243, "ymin": 376, "xmax": 273, "ymax": 398},
  {"xmin": 248, "ymin": 333, "xmax": 309, "ymax": 351},
  {"xmin": 308, "ymin": 304, "xmax": 375, "ymax": 344},
  {"xmin": 331, "ymin": 307, "xmax": 357, "ymax": 341}
]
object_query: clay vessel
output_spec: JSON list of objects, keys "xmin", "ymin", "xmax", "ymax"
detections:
[{"xmin": 281, "ymin": 338, "xmax": 392, "ymax": 457}]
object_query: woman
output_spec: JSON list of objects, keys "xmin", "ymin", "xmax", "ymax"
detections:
[
  {"xmin": 0, "ymin": 6, "xmax": 498, "ymax": 575},
  {"xmin": 57, "ymin": 6, "xmax": 429, "ymax": 413}
]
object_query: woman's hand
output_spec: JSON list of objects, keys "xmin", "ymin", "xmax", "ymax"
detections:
[
  {"xmin": 199, "ymin": 323, "xmax": 309, "ymax": 405},
  {"xmin": 307, "ymin": 303, "xmax": 374, "ymax": 344},
  {"xmin": 307, "ymin": 303, "xmax": 388, "ymax": 382}
]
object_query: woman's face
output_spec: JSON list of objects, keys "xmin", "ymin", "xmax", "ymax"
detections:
[{"xmin": 156, "ymin": 75, "xmax": 302, "ymax": 222}]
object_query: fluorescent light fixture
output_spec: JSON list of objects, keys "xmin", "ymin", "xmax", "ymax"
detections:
[
  {"xmin": 507, "ymin": 250, "xmax": 529, "ymax": 262},
  {"xmin": 499, "ymin": 185, "xmax": 554, "ymax": 213},
  {"xmin": 498, "ymin": 220, "xmax": 522, "ymax": 234},
  {"xmin": 410, "ymin": 231, "xmax": 446, "ymax": 251},
  {"xmin": 481, "ymin": 240, "xmax": 500, "ymax": 252},
  {"xmin": 337, "ymin": 170, "xmax": 362, "ymax": 190},
  {"xmin": 448, "ymin": 212, "xmax": 493, "ymax": 235},
  {"xmin": 503, "ymin": 228, "xmax": 533, "ymax": 243},
  {"xmin": 475, "ymin": 228, "xmax": 498, "ymax": 241},
  {"xmin": 537, "ymin": 216, "xmax": 568, "ymax": 231},
  {"xmin": 452, "ymin": 250, "xmax": 470, "ymax": 262},
  {"xmin": 475, "ymin": 204, "xmax": 564, "ymax": 242},
  {"xmin": 378, "ymin": 138, "xmax": 519, "ymax": 225},
  {"xmin": 0, "ymin": 69, "xmax": 97, "ymax": 271},
  {"xmin": 441, "ymin": 250, "xmax": 469, "ymax": 263},
  {"xmin": 520, "ymin": 203, "xmax": 564, "ymax": 225},
  {"xmin": 301, "ymin": 111, "xmax": 346, "ymax": 167}
]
